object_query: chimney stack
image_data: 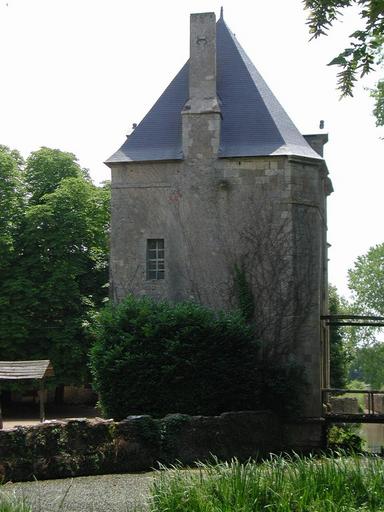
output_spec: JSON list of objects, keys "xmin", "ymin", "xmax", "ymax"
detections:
[
  {"xmin": 182, "ymin": 12, "xmax": 221, "ymax": 159},
  {"xmin": 189, "ymin": 12, "xmax": 217, "ymax": 106}
]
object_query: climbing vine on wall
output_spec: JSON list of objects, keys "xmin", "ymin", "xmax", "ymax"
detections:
[{"xmin": 234, "ymin": 264, "xmax": 255, "ymax": 322}]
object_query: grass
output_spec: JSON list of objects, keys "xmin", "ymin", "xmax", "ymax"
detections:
[
  {"xmin": 149, "ymin": 454, "xmax": 384, "ymax": 511},
  {"xmin": 0, "ymin": 494, "xmax": 31, "ymax": 512}
]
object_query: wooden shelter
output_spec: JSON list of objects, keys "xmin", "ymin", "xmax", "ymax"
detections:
[{"xmin": 0, "ymin": 360, "xmax": 54, "ymax": 428}]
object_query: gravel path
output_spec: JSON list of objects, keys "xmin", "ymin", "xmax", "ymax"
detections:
[{"xmin": 1, "ymin": 472, "xmax": 155, "ymax": 512}]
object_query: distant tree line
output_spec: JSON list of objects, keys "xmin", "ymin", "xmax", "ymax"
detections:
[
  {"xmin": 0, "ymin": 145, "xmax": 110, "ymax": 392},
  {"xmin": 330, "ymin": 241, "xmax": 384, "ymax": 390}
]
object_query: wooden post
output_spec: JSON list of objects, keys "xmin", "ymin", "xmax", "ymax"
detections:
[{"xmin": 39, "ymin": 380, "xmax": 45, "ymax": 423}]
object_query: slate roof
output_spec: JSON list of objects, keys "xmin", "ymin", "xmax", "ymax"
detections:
[{"xmin": 106, "ymin": 16, "xmax": 321, "ymax": 164}]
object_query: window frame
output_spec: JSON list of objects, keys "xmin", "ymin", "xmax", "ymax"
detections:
[{"xmin": 146, "ymin": 239, "xmax": 165, "ymax": 280}]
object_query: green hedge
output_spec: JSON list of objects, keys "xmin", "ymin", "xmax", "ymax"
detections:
[{"xmin": 89, "ymin": 296, "xmax": 260, "ymax": 419}]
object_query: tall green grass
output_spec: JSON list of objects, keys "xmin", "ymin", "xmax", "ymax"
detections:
[
  {"xmin": 149, "ymin": 455, "xmax": 384, "ymax": 511},
  {"xmin": 0, "ymin": 494, "xmax": 31, "ymax": 512}
]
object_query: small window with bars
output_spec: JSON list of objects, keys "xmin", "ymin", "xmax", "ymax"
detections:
[{"xmin": 146, "ymin": 239, "xmax": 165, "ymax": 280}]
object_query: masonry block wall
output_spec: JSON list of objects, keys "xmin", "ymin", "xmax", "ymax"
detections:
[
  {"xmin": 0, "ymin": 412, "xmax": 324, "ymax": 482},
  {"xmin": 110, "ymin": 156, "xmax": 328, "ymax": 417}
]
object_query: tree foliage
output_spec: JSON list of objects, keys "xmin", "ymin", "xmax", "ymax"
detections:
[
  {"xmin": 0, "ymin": 146, "xmax": 24, "ymax": 267},
  {"xmin": 25, "ymin": 147, "xmax": 90, "ymax": 204},
  {"xmin": 304, "ymin": 0, "xmax": 384, "ymax": 125},
  {"xmin": 0, "ymin": 146, "xmax": 110, "ymax": 385},
  {"xmin": 350, "ymin": 341, "xmax": 384, "ymax": 388},
  {"xmin": 348, "ymin": 242, "xmax": 384, "ymax": 315},
  {"xmin": 344, "ymin": 244, "xmax": 384, "ymax": 387},
  {"xmin": 329, "ymin": 285, "xmax": 349, "ymax": 388}
]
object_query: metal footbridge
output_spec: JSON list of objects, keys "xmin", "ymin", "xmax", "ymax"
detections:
[{"xmin": 322, "ymin": 388, "xmax": 384, "ymax": 423}]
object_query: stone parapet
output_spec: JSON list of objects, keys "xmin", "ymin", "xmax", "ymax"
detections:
[{"xmin": 0, "ymin": 411, "xmax": 325, "ymax": 482}]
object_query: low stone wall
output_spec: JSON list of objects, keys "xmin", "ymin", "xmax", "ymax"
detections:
[
  {"xmin": 0, "ymin": 411, "xmax": 324, "ymax": 482},
  {"xmin": 329, "ymin": 397, "xmax": 360, "ymax": 414},
  {"xmin": 371, "ymin": 394, "xmax": 384, "ymax": 414}
]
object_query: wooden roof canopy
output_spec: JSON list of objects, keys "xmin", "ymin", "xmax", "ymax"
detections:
[
  {"xmin": 0, "ymin": 360, "xmax": 54, "ymax": 428},
  {"xmin": 0, "ymin": 360, "xmax": 54, "ymax": 380}
]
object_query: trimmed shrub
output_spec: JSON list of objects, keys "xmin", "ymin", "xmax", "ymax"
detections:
[{"xmin": 89, "ymin": 296, "xmax": 260, "ymax": 419}]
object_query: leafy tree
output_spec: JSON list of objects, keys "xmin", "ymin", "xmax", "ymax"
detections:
[
  {"xmin": 350, "ymin": 341, "xmax": 384, "ymax": 388},
  {"xmin": 0, "ymin": 146, "xmax": 24, "ymax": 266},
  {"xmin": 0, "ymin": 147, "xmax": 110, "ymax": 386},
  {"xmin": 348, "ymin": 242, "xmax": 384, "ymax": 315},
  {"xmin": 0, "ymin": 147, "xmax": 29, "ymax": 362},
  {"xmin": 20, "ymin": 177, "xmax": 109, "ymax": 383},
  {"xmin": 25, "ymin": 146, "xmax": 90, "ymax": 204},
  {"xmin": 329, "ymin": 285, "xmax": 349, "ymax": 388},
  {"xmin": 304, "ymin": 0, "xmax": 384, "ymax": 125},
  {"xmin": 344, "ymin": 244, "xmax": 384, "ymax": 387},
  {"xmin": 371, "ymin": 81, "xmax": 384, "ymax": 125}
]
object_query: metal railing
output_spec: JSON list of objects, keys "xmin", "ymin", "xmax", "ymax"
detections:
[{"xmin": 322, "ymin": 388, "xmax": 384, "ymax": 416}]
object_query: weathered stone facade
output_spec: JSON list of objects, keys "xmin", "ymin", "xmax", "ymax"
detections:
[{"xmin": 107, "ymin": 12, "xmax": 332, "ymax": 420}]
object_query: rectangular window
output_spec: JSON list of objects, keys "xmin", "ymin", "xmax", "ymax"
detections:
[{"xmin": 146, "ymin": 239, "xmax": 165, "ymax": 280}]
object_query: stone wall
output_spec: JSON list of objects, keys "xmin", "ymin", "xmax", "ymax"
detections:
[
  {"xmin": 375, "ymin": 394, "xmax": 384, "ymax": 413},
  {"xmin": 0, "ymin": 411, "xmax": 324, "ymax": 482},
  {"xmin": 329, "ymin": 397, "xmax": 360, "ymax": 414}
]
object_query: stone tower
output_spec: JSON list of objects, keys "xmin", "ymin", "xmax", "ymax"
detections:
[{"xmin": 106, "ymin": 12, "xmax": 332, "ymax": 418}]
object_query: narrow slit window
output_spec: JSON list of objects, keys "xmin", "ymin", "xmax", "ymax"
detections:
[{"xmin": 146, "ymin": 239, "xmax": 165, "ymax": 280}]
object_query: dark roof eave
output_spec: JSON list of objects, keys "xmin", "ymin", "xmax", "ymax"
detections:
[
  {"xmin": 219, "ymin": 147, "xmax": 323, "ymax": 160},
  {"xmin": 218, "ymin": 153, "xmax": 323, "ymax": 162},
  {"xmin": 105, "ymin": 157, "xmax": 184, "ymax": 167},
  {"xmin": 287, "ymin": 154, "xmax": 326, "ymax": 167},
  {"xmin": 105, "ymin": 153, "xmax": 323, "ymax": 166}
]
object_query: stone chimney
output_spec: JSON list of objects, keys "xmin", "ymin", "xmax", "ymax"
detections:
[
  {"xmin": 182, "ymin": 12, "xmax": 221, "ymax": 159},
  {"xmin": 303, "ymin": 133, "xmax": 328, "ymax": 157}
]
